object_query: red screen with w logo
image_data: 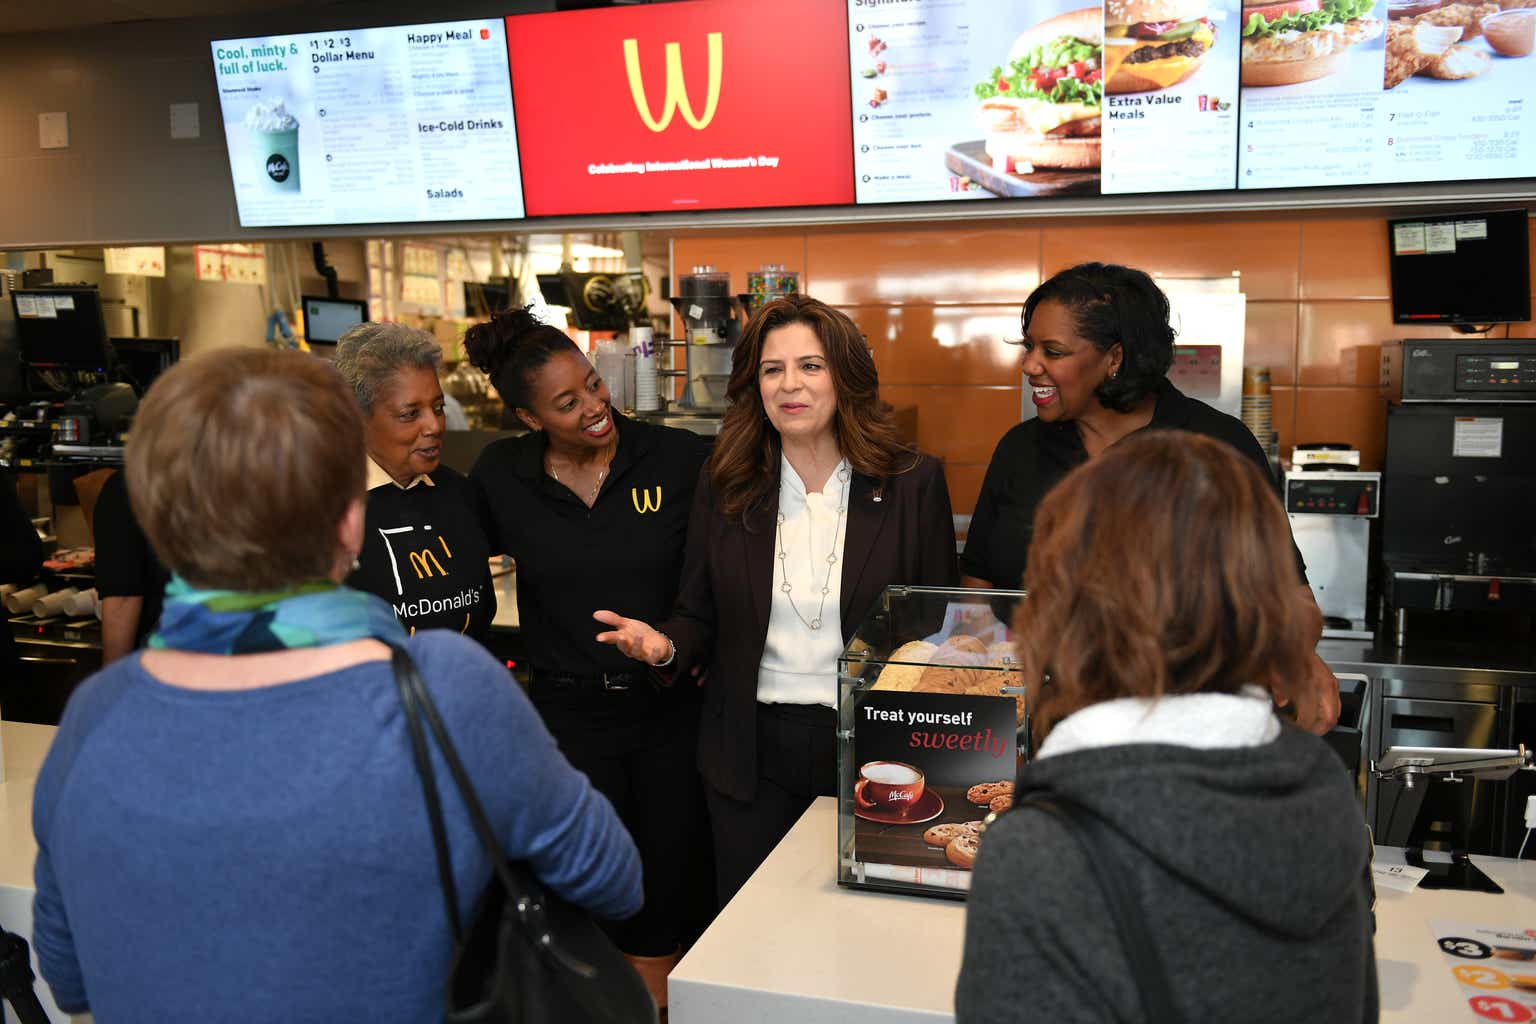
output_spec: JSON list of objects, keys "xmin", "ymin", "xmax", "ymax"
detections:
[{"xmin": 506, "ymin": 0, "xmax": 853, "ymax": 216}]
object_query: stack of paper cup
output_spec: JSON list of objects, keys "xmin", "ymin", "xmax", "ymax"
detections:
[
  {"xmin": 65, "ymin": 588, "xmax": 99, "ymax": 617},
  {"xmin": 34, "ymin": 587, "xmax": 79, "ymax": 618},
  {"xmin": 632, "ymin": 325, "xmax": 661, "ymax": 413},
  {"xmin": 1241, "ymin": 366, "xmax": 1273, "ymax": 450},
  {"xmin": 595, "ymin": 341, "xmax": 630, "ymax": 412},
  {"xmin": 4, "ymin": 583, "xmax": 47, "ymax": 614}
]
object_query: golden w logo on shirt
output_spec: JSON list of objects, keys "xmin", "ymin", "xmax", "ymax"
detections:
[
  {"xmin": 379, "ymin": 526, "xmax": 455, "ymax": 591},
  {"xmin": 622, "ymin": 32, "xmax": 723, "ymax": 132},
  {"xmin": 631, "ymin": 486, "xmax": 662, "ymax": 514}
]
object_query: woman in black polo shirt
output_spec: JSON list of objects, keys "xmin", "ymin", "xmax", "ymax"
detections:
[
  {"xmin": 960, "ymin": 262, "xmax": 1340, "ymax": 733},
  {"xmin": 465, "ymin": 307, "xmax": 710, "ymax": 1007},
  {"xmin": 334, "ymin": 323, "xmax": 495, "ymax": 641}
]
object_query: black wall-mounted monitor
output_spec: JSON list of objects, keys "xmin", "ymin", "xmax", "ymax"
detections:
[
  {"xmin": 10, "ymin": 286, "xmax": 113, "ymax": 369},
  {"xmin": 1388, "ymin": 210, "xmax": 1532, "ymax": 328},
  {"xmin": 111, "ymin": 336, "xmax": 180, "ymax": 396},
  {"xmin": 464, "ymin": 278, "xmax": 515, "ymax": 319},
  {"xmin": 301, "ymin": 296, "xmax": 369, "ymax": 346}
]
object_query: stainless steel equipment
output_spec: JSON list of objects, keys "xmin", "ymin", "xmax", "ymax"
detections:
[
  {"xmin": 668, "ymin": 267, "xmax": 738, "ymax": 412},
  {"xmin": 1285, "ymin": 464, "xmax": 1380, "ymax": 639}
]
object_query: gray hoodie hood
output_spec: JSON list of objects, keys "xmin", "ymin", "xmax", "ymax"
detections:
[{"xmin": 1016, "ymin": 724, "xmax": 1369, "ymax": 940}]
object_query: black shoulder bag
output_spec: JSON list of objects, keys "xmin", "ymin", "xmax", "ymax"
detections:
[
  {"xmin": 391, "ymin": 647, "xmax": 656, "ymax": 1024},
  {"xmin": 1015, "ymin": 792, "xmax": 1182, "ymax": 1024}
]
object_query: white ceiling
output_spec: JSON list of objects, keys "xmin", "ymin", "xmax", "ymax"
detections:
[{"xmin": 0, "ymin": 1, "xmax": 317, "ymax": 36}]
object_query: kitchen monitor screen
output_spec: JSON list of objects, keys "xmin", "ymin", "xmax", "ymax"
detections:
[
  {"xmin": 302, "ymin": 296, "xmax": 368, "ymax": 345},
  {"xmin": 10, "ymin": 288, "xmax": 112, "ymax": 369},
  {"xmin": 506, "ymin": 0, "xmax": 854, "ymax": 216},
  {"xmin": 211, "ymin": 20, "xmax": 526, "ymax": 227},
  {"xmin": 1389, "ymin": 209, "xmax": 1532, "ymax": 325}
]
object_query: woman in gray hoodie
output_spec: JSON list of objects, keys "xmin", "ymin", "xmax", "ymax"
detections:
[{"xmin": 956, "ymin": 431, "xmax": 1376, "ymax": 1024}]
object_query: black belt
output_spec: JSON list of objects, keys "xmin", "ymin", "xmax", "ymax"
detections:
[{"xmin": 529, "ymin": 670, "xmax": 646, "ymax": 695}]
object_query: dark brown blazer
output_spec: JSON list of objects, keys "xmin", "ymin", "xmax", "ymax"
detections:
[{"xmin": 662, "ymin": 453, "xmax": 959, "ymax": 802}]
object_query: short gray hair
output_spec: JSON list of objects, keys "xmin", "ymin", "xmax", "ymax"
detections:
[{"xmin": 333, "ymin": 322, "xmax": 442, "ymax": 413}]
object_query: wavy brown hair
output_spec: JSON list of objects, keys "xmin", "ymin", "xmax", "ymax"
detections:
[
  {"xmin": 711, "ymin": 295, "xmax": 918, "ymax": 522},
  {"xmin": 1013, "ymin": 431, "xmax": 1313, "ymax": 748}
]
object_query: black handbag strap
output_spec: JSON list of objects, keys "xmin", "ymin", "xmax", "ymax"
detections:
[
  {"xmin": 392, "ymin": 647, "xmax": 464, "ymax": 940},
  {"xmin": 1018, "ymin": 795, "xmax": 1181, "ymax": 1024},
  {"xmin": 390, "ymin": 647, "xmax": 598, "ymax": 980}
]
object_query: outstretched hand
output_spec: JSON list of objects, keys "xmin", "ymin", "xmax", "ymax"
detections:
[{"xmin": 593, "ymin": 609, "xmax": 673, "ymax": 666}]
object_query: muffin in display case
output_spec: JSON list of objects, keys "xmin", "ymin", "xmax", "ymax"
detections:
[{"xmin": 837, "ymin": 585, "xmax": 1028, "ymax": 900}]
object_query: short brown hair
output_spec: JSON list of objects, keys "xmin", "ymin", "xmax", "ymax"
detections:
[
  {"xmin": 711, "ymin": 295, "xmax": 918, "ymax": 522},
  {"xmin": 1014, "ymin": 431, "xmax": 1312, "ymax": 746},
  {"xmin": 125, "ymin": 348, "xmax": 366, "ymax": 590}
]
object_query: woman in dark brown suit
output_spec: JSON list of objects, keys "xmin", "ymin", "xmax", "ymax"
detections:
[{"xmin": 596, "ymin": 295, "xmax": 958, "ymax": 906}]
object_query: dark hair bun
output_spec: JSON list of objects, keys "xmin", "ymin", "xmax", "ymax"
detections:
[
  {"xmin": 463, "ymin": 305, "xmax": 579, "ymax": 412},
  {"xmin": 463, "ymin": 305, "xmax": 543, "ymax": 378}
]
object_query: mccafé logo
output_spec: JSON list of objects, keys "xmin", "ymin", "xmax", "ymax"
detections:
[
  {"xmin": 622, "ymin": 32, "xmax": 722, "ymax": 132},
  {"xmin": 266, "ymin": 153, "xmax": 291, "ymax": 183}
]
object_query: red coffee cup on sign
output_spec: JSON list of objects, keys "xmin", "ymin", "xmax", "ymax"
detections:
[{"xmin": 855, "ymin": 761, "xmax": 926, "ymax": 816}]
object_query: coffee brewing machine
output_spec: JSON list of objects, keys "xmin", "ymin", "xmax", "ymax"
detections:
[
  {"xmin": 1284, "ymin": 445, "xmax": 1380, "ymax": 639},
  {"xmin": 1, "ymin": 283, "xmax": 138, "ymax": 468},
  {"xmin": 1380, "ymin": 339, "xmax": 1536, "ymax": 645},
  {"xmin": 667, "ymin": 267, "xmax": 739, "ymax": 412}
]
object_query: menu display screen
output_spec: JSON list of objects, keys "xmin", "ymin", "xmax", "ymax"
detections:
[
  {"xmin": 506, "ymin": 0, "xmax": 855, "ymax": 216},
  {"xmin": 207, "ymin": 4, "xmax": 1531, "ymax": 227},
  {"xmin": 848, "ymin": 0, "xmax": 1245, "ymax": 203},
  {"xmin": 211, "ymin": 20, "xmax": 526, "ymax": 227},
  {"xmin": 1236, "ymin": 0, "xmax": 1536, "ymax": 188}
]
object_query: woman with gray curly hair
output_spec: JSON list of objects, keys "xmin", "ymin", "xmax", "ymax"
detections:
[{"xmin": 334, "ymin": 322, "xmax": 495, "ymax": 640}]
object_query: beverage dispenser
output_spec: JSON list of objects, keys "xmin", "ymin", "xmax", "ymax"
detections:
[{"xmin": 668, "ymin": 267, "xmax": 739, "ymax": 411}]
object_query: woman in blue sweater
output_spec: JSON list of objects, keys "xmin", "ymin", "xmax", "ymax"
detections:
[{"xmin": 30, "ymin": 349, "xmax": 641, "ymax": 1024}]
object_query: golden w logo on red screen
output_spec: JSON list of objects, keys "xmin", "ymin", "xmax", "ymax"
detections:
[{"xmin": 622, "ymin": 32, "xmax": 722, "ymax": 132}]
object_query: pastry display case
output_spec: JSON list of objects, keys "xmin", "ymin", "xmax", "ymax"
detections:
[{"xmin": 837, "ymin": 585, "xmax": 1028, "ymax": 900}]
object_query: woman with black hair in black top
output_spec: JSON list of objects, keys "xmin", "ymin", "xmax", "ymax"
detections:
[
  {"xmin": 960, "ymin": 262, "xmax": 1341, "ymax": 733},
  {"xmin": 465, "ymin": 307, "xmax": 710, "ymax": 1010}
]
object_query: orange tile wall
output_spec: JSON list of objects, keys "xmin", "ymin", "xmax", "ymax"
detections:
[{"xmin": 673, "ymin": 209, "xmax": 1536, "ymax": 516}]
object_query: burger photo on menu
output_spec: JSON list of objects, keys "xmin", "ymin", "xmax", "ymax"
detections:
[
  {"xmin": 1105, "ymin": 0, "xmax": 1219, "ymax": 91},
  {"xmin": 1383, "ymin": 0, "xmax": 1534, "ymax": 89},
  {"xmin": 1240, "ymin": 0, "xmax": 1385, "ymax": 86},
  {"xmin": 953, "ymin": 6, "xmax": 1103, "ymax": 197}
]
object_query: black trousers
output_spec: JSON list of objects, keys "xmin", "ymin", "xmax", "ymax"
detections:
[
  {"xmin": 705, "ymin": 702, "xmax": 837, "ymax": 908},
  {"xmin": 532, "ymin": 678, "xmax": 711, "ymax": 956}
]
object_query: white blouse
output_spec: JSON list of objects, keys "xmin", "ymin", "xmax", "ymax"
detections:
[{"xmin": 756, "ymin": 454, "xmax": 851, "ymax": 707}]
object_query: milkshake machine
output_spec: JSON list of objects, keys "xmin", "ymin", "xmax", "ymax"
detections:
[{"xmin": 668, "ymin": 267, "xmax": 739, "ymax": 411}]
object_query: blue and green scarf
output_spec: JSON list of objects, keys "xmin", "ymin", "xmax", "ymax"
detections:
[{"xmin": 149, "ymin": 575, "xmax": 405, "ymax": 655}]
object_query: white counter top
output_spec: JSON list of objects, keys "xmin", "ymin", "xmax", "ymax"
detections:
[
  {"xmin": 670, "ymin": 797, "xmax": 963, "ymax": 1024},
  {"xmin": 672, "ymin": 796, "xmax": 1536, "ymax": 1024},
  {"xmin": 490, "ymin": 564, "xmax": 519, "ymax": 631},
  {"xmin": 1, "ymin": 719, "xmax": 80, "ymax": 1024},
  {"xmin": 1, "ymin": 720, "xmax": 52, "ymax": 892}
]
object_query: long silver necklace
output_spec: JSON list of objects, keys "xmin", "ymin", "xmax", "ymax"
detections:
[{"xmin": 776, "ymin": 461, "xmax": 850, "ymax": 631}]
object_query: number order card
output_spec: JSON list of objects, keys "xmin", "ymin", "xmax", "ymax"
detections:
[{"xmin": 1433, "ymin": 920, "xmax": 1536, "ymax": 1022}]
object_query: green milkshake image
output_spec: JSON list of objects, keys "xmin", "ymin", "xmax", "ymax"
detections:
[{"xmin": 244, "ymin": 99, "xmax": 301, "ymax": 193}]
